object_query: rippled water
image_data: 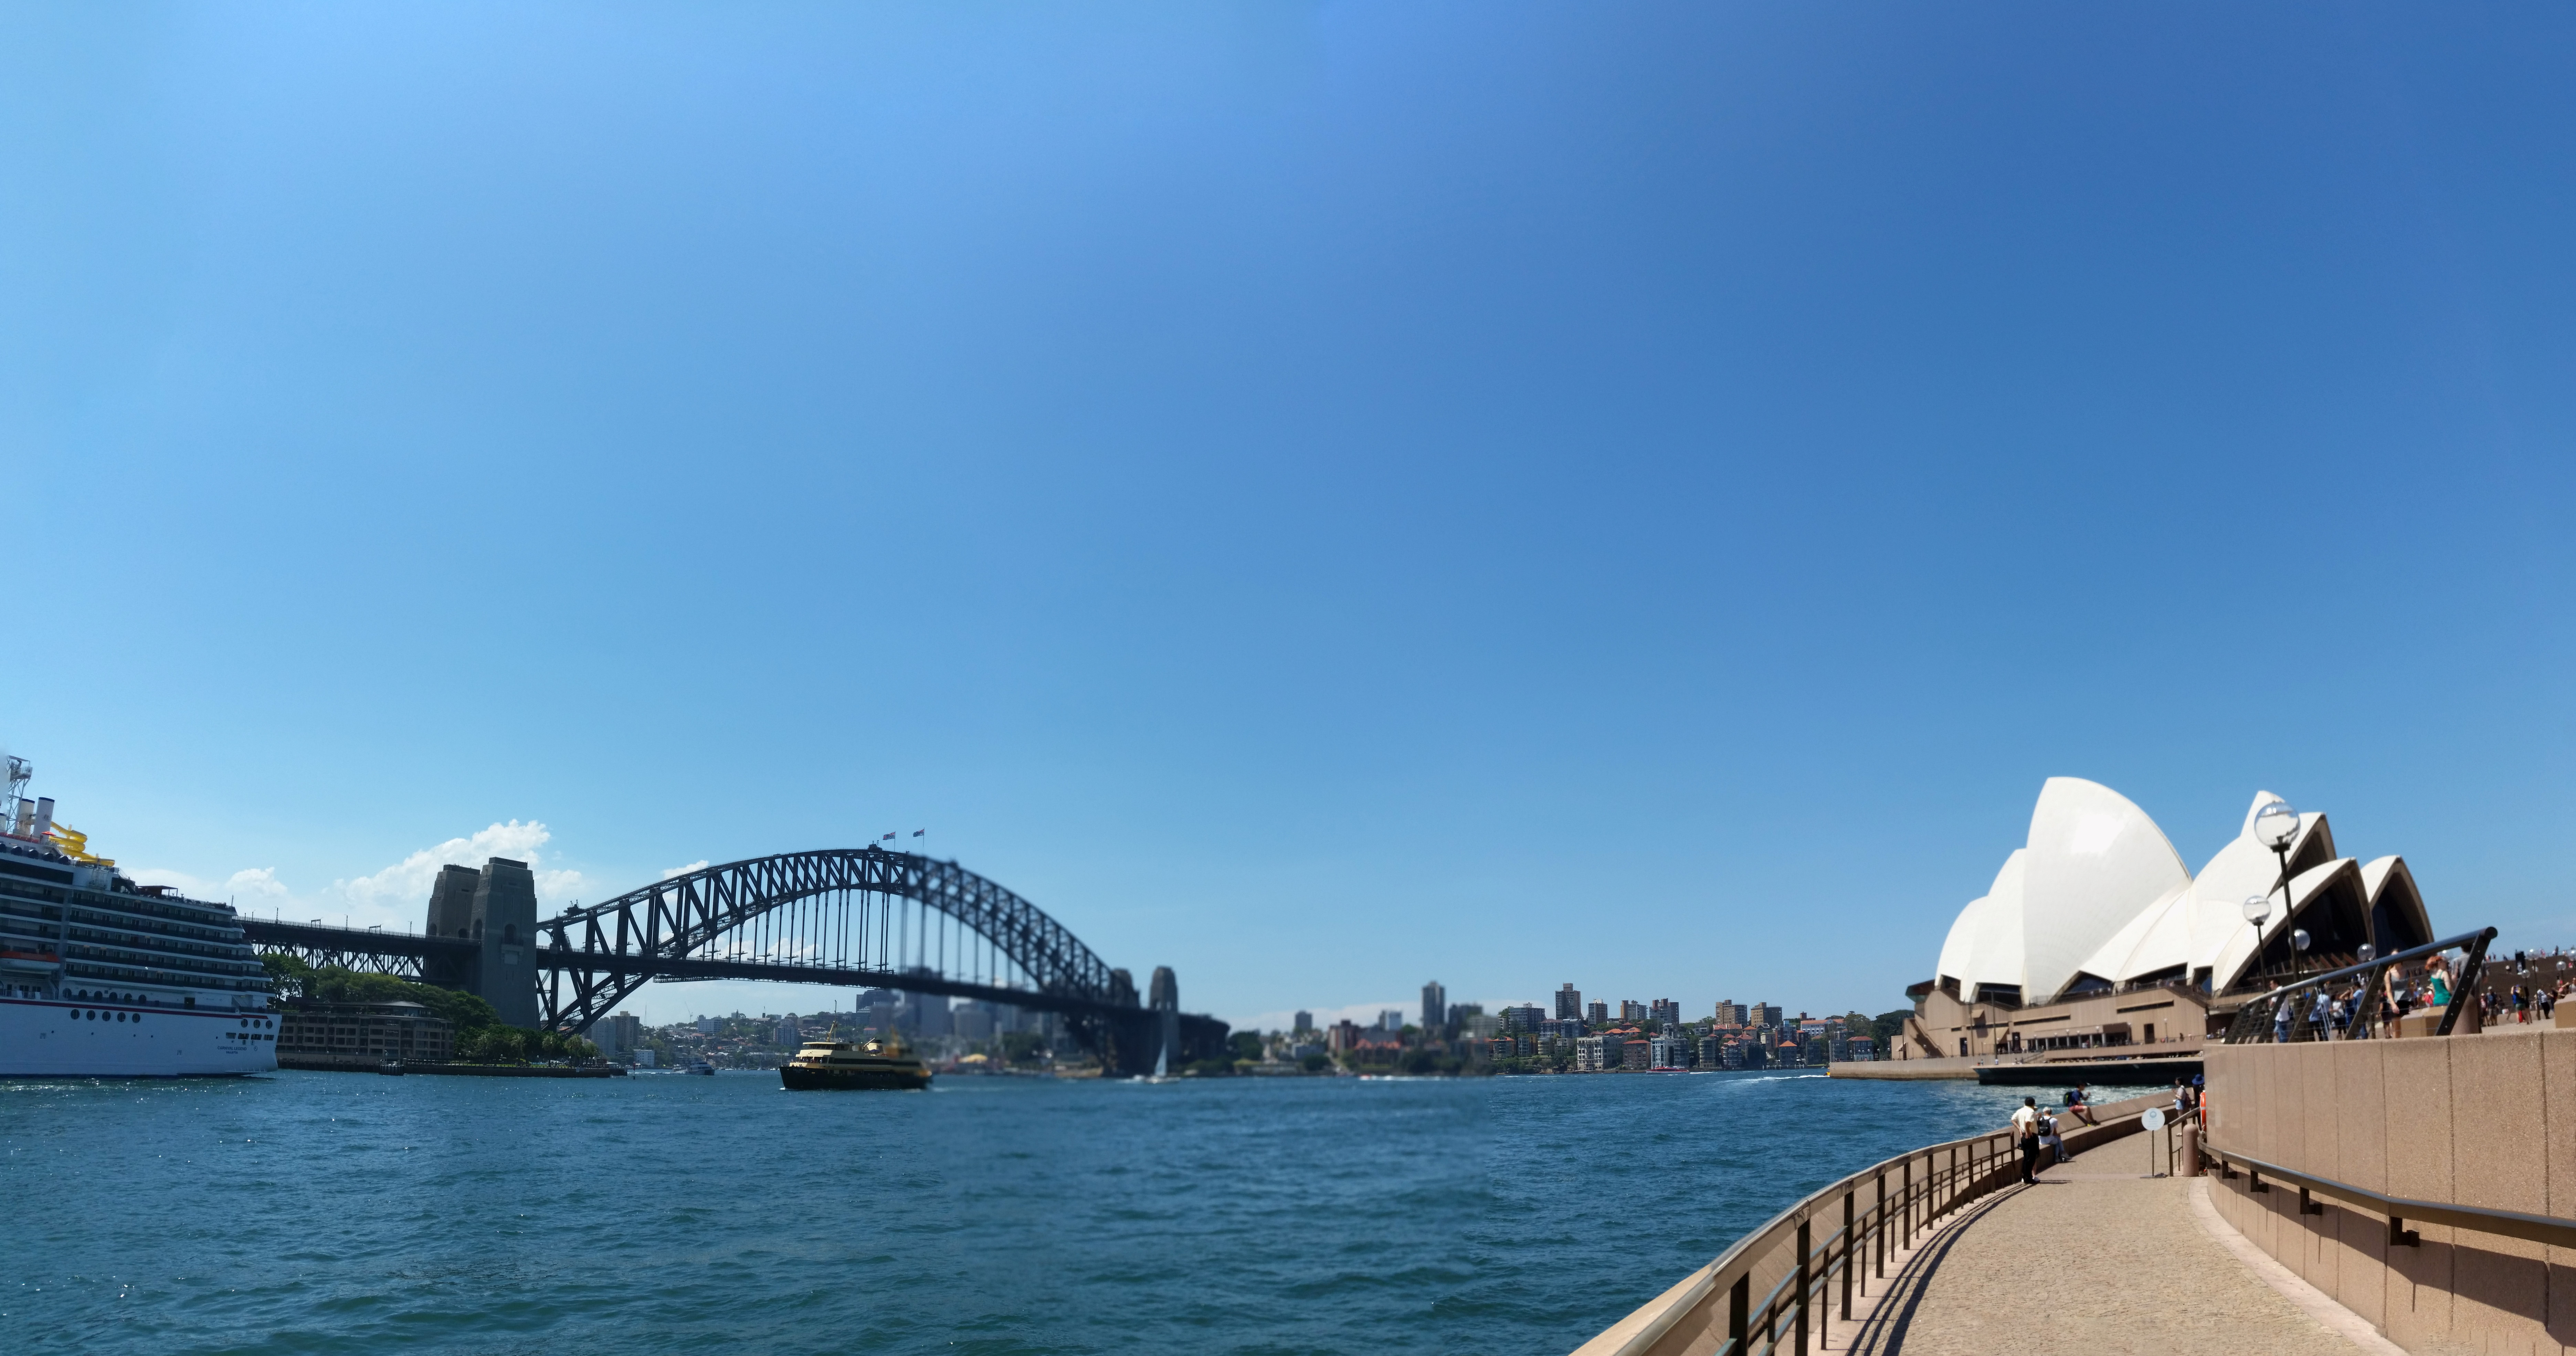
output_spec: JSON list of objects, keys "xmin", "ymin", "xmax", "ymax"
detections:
[{"xmin": 4, "ymin": 1068, "xmax": 2167, "ymax": 1355}]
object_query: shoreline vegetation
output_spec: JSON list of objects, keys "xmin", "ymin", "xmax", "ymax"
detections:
[{"xmin": 258, "ymin": 954, "xmax": 602, "ymax": 1065}]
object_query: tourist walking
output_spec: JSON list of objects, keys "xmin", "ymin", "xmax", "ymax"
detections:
[{"xmin": 2014, "ymin": 1097, "xmax": 2042, "ymax": 1184}]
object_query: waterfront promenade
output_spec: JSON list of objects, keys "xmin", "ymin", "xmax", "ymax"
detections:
[{"xmin": 1829, "ymin": 1159, "xmax": 2382, "ymax": 1355}]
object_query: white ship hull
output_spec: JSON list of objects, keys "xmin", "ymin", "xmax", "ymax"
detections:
[{"xmin": 0, "ymin": 996, "xmax": 277, "ymax": 1078}]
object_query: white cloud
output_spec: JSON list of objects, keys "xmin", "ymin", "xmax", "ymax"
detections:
[
  {"xmin": 661, "ymin": 860, "xmax": 710, "ymax": 880},
  {"xmin": 133, "ymin": 819, "xmax": 599, "ymax": 930}
]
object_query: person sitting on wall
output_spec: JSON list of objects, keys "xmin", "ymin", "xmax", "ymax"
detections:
[{"xmin": 2066, "ymin": 1082, "xmax": 2097, "ymax": 1126}]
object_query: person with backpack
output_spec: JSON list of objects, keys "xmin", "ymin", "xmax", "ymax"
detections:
[
  {"xmin": 2040, "ymin": 1107, "xmax": 2067, "ymax": 1164},
  {"xmin": 2013, "ymin": 1097, "xmax": 2042, "ymax": 1184}
]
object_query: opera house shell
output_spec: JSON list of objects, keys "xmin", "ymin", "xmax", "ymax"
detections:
[{"xmin": 1912, "ymin": 779, "xmax": 2432, "ymax": 1056}]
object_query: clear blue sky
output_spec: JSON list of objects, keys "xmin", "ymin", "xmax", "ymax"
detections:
[{"xmin": 6, "ymin": 3, "xmax": 2573, "ymax": 1030}]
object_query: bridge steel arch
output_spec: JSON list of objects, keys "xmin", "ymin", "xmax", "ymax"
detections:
[{"xmin": 529, "ymin": 848, "xmax": 1211, "ymax": 1072}]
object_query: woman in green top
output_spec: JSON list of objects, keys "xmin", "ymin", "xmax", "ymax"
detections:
[{"xmin": 2427, "ymin": 954, "xmax": 2454, "ymax": 1008}]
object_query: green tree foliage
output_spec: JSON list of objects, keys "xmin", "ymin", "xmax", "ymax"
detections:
[
  {"xmin": 999, "ymin": 1031, "xmax": 1047, "ymax": 1065},
  {"xmin": 1228, "ymin": 1031, "xmax": 1263, "ymax": 1061},
  {"xmin": 1299, "ymin": 1052, "xmax": 1331, "ymax": 1072},
  {"xmin": 261, "ymin": 952, "xmax": 318, "ymax": 997},
  {"xmin": 255, "ymin": 954, "xmax": 591, "ymax": 1065}
]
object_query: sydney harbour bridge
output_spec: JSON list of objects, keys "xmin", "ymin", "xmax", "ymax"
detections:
[{"xmin": 240, "ymin": 847, "xmax": 1229, "ymax": 1076}]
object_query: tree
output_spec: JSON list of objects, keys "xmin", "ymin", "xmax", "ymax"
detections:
[
  {"xmin": 260, "ymin": 952, "xmax": 319, "ymax": 998},
  {"xmin": 1229, "ymin": 1031, "xmax": 1263, "ymax": 1061}
]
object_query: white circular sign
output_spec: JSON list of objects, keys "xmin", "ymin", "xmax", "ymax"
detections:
[{"xmin": 2142, "ymin": 1107, "xmax": 2167, "ymax": 1132}]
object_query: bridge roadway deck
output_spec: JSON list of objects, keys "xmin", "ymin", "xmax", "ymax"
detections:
[
  {"xmin": 1821, "ymin": 1156, "xmax": 2386, "ymax": 1356},
  {"xmin": 239, "ymin": 919, "xmax": 1126, "ymax": 1017}
]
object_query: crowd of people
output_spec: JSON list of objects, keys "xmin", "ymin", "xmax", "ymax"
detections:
[{"xmin": 2272, "ymin": 945, "xmax": 2574, "ymax": 1042}]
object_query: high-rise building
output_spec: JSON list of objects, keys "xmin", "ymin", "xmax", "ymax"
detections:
[
  {"xmin": 1750, "ymin": 1002, "xmax": 1783, "ymax": 1029},
  {"xmin": 1502, "ymin": 1004, "xmax": 1544, "ymax": 1032},
  {"xmin": 596, "ymin": 1012, "xmax": 643, "ymax": 1061},
  {"xmin": 1586, "ymin": 1001, "xmax": 1608, "ymax": 1024},
  {"xmin": 775, "ymin": 1015, "xmax": 801, "ymax": 1046},
  {"xmin": 1555, "ymin": 984, "xmax": 1582, "ymax": 1020},
  {"xmin": 1650, "ymin": 999, "xmax": 1681, "ymax": 1027},
  {"xmin": 1712, "ymin": 1000, "xmax": 1747, "ymax": 1027},
  {"xmin": 1619, "ymin": 1000, "xmax": 1647, "ymax": 1023},
  {"xmin": 1421, "ymin": 981, "xmax": 1446, "ymax": 1030},
  {"xmin": 694, "ymin": 1016, "xmax": 720, "ymax": 1036},
  {"xmin": 1294, "ymin": 1010, "xmax": 1313, "ymax": 1033},
  {"xmin": 1379, "ymin": 1009, "xmax": 1405, "ymax": 1032}
]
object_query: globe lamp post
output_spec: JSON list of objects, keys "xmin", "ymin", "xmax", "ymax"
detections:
[{"xmin": 2242, "ymin": 895, "xmax": 2273, "ymax": 986}]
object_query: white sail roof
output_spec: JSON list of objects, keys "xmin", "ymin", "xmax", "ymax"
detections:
[{"xmin": 1935, "ymin": 783, "xmax": 2426, "ymax": 1002}]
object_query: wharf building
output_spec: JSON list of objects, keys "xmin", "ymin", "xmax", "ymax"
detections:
[
  {"xmin": 276, "ymin": 999, "xmax": 454, "ymax": 1068},
  {"xmin": 1904, "ymin": 778, "xmax": 2433, "ymax": 1060}
]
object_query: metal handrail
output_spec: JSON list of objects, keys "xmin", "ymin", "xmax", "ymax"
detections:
[
  {"xmin": 1573, "ymin": 1097, "xmax": 2166, "ymax": 1356},
  {"xmin": 2221, "ymin": 926, "xmax": 2495, "ymax": 1044},
  {"xmin": 2203, "ymin": 1141, "xmax": 2576, "ymax": 1251}
]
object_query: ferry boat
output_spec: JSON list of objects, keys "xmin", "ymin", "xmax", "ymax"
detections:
[
  {"xmin": 780, "ymin": 1034, "xmax": 932, "ymax": 1091},
  {"xmin": 0, "ymin": 757, "xmax": 277, "ymax": 1078}
]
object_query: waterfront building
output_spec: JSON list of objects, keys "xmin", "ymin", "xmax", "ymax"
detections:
[
  {"xmin": 1575, "ymin": 1034, "xmax": 1624, "ymax": 1071},
  {"xmin": 1327, "ymin": 1019, "xmax": 1362, "ymax": 1053},
  {"xmin": 1585, "ymin": 1001, "xmax": 1607, "ymax": 1023},
  {"xmin": 1539, "ymin": 1016, "xmax": 1583, "ymax": 1042},
  {"xmin": 1698, "ymin": 1034, "xmax": 1725, "ymax": 1067},
  {"xmin": 1711, "ymin": 999, "xmax": 1747, "ymax": 1027},
  {"xmin": 1906, "ymin": 779, "xmax": 2435, "ymax": 1059},
  {"xmin": 595, "ymin": 1012, "xmax": 643, "ymax": 1061},
  {"xmin": 1555, "ymin": 983, "xmax": 1581, "ymax": 1020},
  {"xmin": 1502, "ymin": 1003, "xmax": 1544, "ymax": 1032},
  {"xmin": 1620, "ymin": 1040, "xmax": 1651, "ymax": 1070},
  {"xmin": 1648, "ymin": 1032, "xmax": 1690, "ymax": 1069},
  {"xmin": 276, "ymin": 999, "xmax": 453, "ymax": 1067},
  {"xmin": 1749, "ymin": 1003, "xmax": 1782, "ymax": 1029},
  {"xmin": 1293, "ymin": 1009, "xmax": 1312, "ymax": 1033},
  {"xmin": 1649, "ymin": 998, "xmax": 1680, "ymax": 1027},
  {"xmin": 1420, "ymin": 981, "xmax": 1445, "ymax": 1030}
]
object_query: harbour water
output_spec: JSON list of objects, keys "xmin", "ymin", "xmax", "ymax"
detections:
[{"xmin": 6, "ymin": 1069, "xmax": 2165, "ymax": 1354}]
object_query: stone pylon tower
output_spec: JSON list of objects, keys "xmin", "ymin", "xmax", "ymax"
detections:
[
  {"xmin": 471, "ymin": 858, "xmax": 540, "ymax": 1028},
  {"xmin": 1148, "ymin": 966, "xmax": 1180, "ymax": 1073}
]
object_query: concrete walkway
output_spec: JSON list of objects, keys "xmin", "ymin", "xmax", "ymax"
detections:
[{"xmin": 1824, "ymin": 1155, "xmax": 2371, "ymax": 1356}]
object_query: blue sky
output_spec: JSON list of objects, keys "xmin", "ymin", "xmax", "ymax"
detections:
[{"xmin": 6, "ymin": 3, "xmax": 2573, "ymax": 1030}]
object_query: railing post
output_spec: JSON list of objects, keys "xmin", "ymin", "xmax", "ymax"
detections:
[
  {"xmin": 1794, "ymin": 1216, "xmax": 1811, "ymax": 1356},
  {"xmin": 1729, "ymin": 1273, "xmax": 1749, "ymax": 1356},
  {"xmin": 1877, "ymin": 1168, "xmax": 1888, "ymax": 1278},
  {"xmin": 1841, "ymin": 1186, "xmax": 1855, "ymax": 1319}
]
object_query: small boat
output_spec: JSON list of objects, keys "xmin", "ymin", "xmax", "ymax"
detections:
[
  {"xmin": 685, "ymin": 1060, "xmax": 717, "ymax": 1075},
  {"xmin": 378, "ymin": 1060, "xmax": 405, "ymax": 1075},
  {"xmin": 780, "ymin": 1034, "xmax": 932, "ymax": 1091}
]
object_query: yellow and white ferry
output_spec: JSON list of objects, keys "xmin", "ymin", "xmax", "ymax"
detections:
[{"xmin": 779, "ymin": 1032, "xmax": 932, "ymax": 1091}]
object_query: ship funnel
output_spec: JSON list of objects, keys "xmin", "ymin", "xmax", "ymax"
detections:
[{"xmin": 30, "ymin": 797, "xmax": 53, "ymax": 842}]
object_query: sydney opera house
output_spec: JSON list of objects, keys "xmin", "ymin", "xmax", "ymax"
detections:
[{"xmin": 1900, "ymin": 778, "xmax": 2434, "ymax": 1060}]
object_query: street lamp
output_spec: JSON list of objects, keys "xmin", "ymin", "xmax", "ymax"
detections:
[{"xmin": 2242, "ymin": 895, "xmax": 2272, "ymax": 983}]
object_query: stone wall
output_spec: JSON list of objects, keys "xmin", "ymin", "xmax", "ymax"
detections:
[{"xmin": 2204, "ymin": 1030, "xmax": 2576, "ymax": 1354}]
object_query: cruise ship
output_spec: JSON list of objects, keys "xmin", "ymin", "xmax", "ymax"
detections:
[{"xmin": 0, "ymin": 757, "xmax": 277, "ymax": 1077}]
